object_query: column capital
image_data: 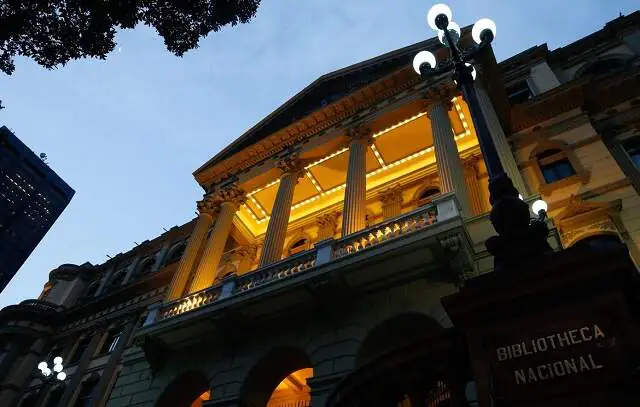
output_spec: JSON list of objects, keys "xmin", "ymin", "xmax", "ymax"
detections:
[
  {"xmin": 209, "ymin": 183, "xmax": 246, "ymax": 208},
  {"xmin": 463, "ymin": 153, "xmax": 482, "ymax": 170},
  {"xmin": 347, "ymin": 123, "xmax": 374, "ymax": 145},
  {"xmin": 378, "ymin": 186, "xmax": 403, "ymax": 205},
  {"xmin": 276, "ymin": 152, "xmax": 304, "ymax": 177},
  {"xmin": 197, "ymin": 198, "xmax": 218, "ymax": 215},
  {"xmin": 422, "ymin": 83, "xmax": 457, "ymax": 114},
  {"xmin": 316, "ymin": 211, "xmax": 340, "ymax": 227}
]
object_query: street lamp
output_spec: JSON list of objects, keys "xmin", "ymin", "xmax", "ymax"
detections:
[
  {"xmin": 37, "ymin": 356, "xmax": 66, "ymax": 382},
  {"xmin": 413, "ymin": 4, "xmax": 552, "ymax": 271}
]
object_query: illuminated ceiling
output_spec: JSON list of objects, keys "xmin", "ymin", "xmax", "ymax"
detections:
[{"xmin": 237, "ymin": 97, "xmax": 479, "ymax": 237}]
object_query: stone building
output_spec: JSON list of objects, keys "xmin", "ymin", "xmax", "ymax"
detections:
[{"xmin": 1, "ymin": 10, "xmax": 640, "ymax": 407}]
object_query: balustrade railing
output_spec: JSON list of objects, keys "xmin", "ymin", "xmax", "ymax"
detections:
[
  {"xmin": 159, "ymin": 285, "xmax": 222, "ymax": 320},
  {"xmin": 235, "ymin": 250, "xmax": 317, "ymax": 293},
  {"xmin": 149, "ymin": 196, "xmax": 457, "ymax": 326},
  {"xmin": 334, "ymin": 204, "xmax": 437, "ymax": 258}
]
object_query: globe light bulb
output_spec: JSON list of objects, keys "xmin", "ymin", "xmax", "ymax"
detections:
[
  {"xmin": 413, "ymin": 50, "xmax": 437, "ymax": 74},
  {"xmin": 53, "ymin": 356, "xmax": 63, "ymax": 365},
  {"xmin": 532, "ymin": 199, "xmax": 548, "ymax": 216},
  {"xmin": 437, "ymin": 21, "xmax": 461, "ymax": 46},
  {"xmin": 472, "ymin": 18, "xmax": 497, "ymax": 44},
  {"xmin": 42, "ymin": 368, "xmax": 52, "ymax": 376},
  {"xmin": 427, "ymin": 4, "xmax": 453, "ymax": 31},
  {"xmin": 53, "ymin": 364, "xmax": 63, "ymax": 373},
  {"xmin": 56, "ymin": 372, "xmax": 67, "ymax": 381},
  {"xmin": 38, "ymin": 361, "xmax": 47, "ymax": 371},
  {"xmin": 518, "ymin": 194, "xmax": 524, "ymax": 201}
]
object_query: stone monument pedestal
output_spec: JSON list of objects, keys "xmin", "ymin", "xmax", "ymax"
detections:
[{"xmin": 442, "ymin": 245, "xmax": 640, "ymax": 407}]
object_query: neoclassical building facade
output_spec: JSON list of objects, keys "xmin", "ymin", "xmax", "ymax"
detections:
[{"xmin": 1, "ymin": 10, "xmax": 640, "ymax": 407}]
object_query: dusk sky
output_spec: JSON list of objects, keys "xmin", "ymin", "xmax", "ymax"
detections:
[{"xmin": 0, "ymin": 0, "xmax": 637, "ymax": 307}]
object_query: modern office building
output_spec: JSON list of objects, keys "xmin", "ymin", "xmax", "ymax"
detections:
[
  {"xmin": 1, "ymin": 10, "xmax": 640, "ymax": 407},
  {"xmin": 0, "ymin": 126, "xmax": 75, "ymax": 292}
]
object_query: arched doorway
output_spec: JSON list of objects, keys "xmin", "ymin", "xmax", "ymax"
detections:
[
  {"xmin": 156, "ymin": 370, "xmax": 211, "ymax": 407},
  {"xmin": 356, "ymin": 312, "xmax": 442, "ymax": 367},
  {"xmin": 240, "ymin": 347, "xmax": 313, "ymax": 407},
  {"xmin": 329, "ymin": 313, "xmax": 465, "ymax": 407}
]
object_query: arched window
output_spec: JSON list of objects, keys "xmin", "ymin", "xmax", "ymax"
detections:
[
  {"xmin": 108, "ymin": 271, "xmax": 126, "ymax": 289},
  {"xmin": 623, "ymin": 137, "xmax": 640, "ymax": 168},
  {"xmin": 418, "ymin": 187, "xmax": 440, "ymax": 206},
  {"xmin": 137, "ymin": 257, "xmax": 155, "ymax": 276},
  {"xmin": 165, "ymin": 243, "xmax": 186, "ymax": 265},
  {"xmin": 83, "ymin": 281, "xmax": 99, "ymax": 299},
  {"xmin": 536, "ymin": 149, "xmax": 576, "ymax": 184}
]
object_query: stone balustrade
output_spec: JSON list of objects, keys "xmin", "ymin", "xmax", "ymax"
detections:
[
  {"xmin": 148, "ymin": 194, "xmax": 459, "ymax": 325},
  {"xmin": 334, "ymin": 203, "xmax": 438, "ymax": 259}
]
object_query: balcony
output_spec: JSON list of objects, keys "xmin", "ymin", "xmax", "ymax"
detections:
[{"xmin": 137, "ymin": 193, "xmax": 474, "ymax": 347}]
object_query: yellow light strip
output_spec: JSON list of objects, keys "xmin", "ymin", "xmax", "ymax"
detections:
[
  {"xmin": 372, "ymin": 112, "xmax": 428, "ymax": 139},
  {"xmin": 245, "ymin": 101, "xmax": 474, "ymax": 226},
  {"xmin": 452, "ymin": 97, "xmax": 472, "ymax": 139},
  {"xmin": 370, "ymin": 143, "xmax": 386, "ymax": 167},
  {"xmin": 305, "ymin": 170, "xmax": 324, "ymax": 193},
  {"xmin": 247, "ymin": 179, "xmax": 280, "ymax": 197},
  {"xmin": 305, "ymin": 147, "xmax": 349, "ymax": 169}
]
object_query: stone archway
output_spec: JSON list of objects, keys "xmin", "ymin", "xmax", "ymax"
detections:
[
  {"xmin": 156, "ymin": 370, "xmax": 210, "ymax": 407},
  {"xmin": 327, "ymin": 313, "xmax": 463, "ymax": 407},
  {"xmin": 240, "ymin": 347, "xmax": 313, "ymax": 407},
  {"xmin": 356, "ymin": 312, "xmax": 443, "ymax": 367}
]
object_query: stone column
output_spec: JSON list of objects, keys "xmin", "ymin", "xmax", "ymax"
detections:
[
  {"xmin": 379, "ymin": 187, "xmax": 403, "ymax": 219},
  {"xmin": 189, "ymin": 184, "xmax": 245, "ymax": 293},
  {"xmin": 464, "ymin": 157, "xmax": 485, "ymax": 216},
  {"xmin": 429, "ymin": 100, "xmax": 472, "ymax": 217},
  {"xmin": 165, "ymin": 200, "xmax": 216, "ymax": 301},
  {"xmin": 342, "ymin": 125, "xmax": 373, "ymax": 236},
  {"xmin": 316, "ymin": 212, "xmax": 339, "ymax": 240},
  {"xmin": 57, "ymin": 330, "xmax": 103, "ymax": 407},
  {"xmin": 88, "ymin": 318, "xmax": 137, "ymax": 407},
  {"xmin": 260, "ymin": 155, "xmax": 303, "ymax": 266},
  {"xmin": 0, "ymin": 338, "xmax": 46, "ymax": 407},
  {"xmin": 475, "ymin": 84, "xmax": 528, "ymax": 195}
]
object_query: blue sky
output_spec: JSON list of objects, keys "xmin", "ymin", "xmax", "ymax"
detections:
[{"xmin": 0, "ymin": 0, "xmax": 637, "ymax": 307}]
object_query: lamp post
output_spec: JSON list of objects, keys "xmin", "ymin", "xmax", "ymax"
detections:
[
  {"xmin": 37, "ymin": 356, "xmax": 66, "ymax": 382},
  {"xmin": 413, "ymin": 4, "xmax": 551, "ymax": 272}
]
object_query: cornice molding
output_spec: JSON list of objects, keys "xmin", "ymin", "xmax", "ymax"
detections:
[{"xmin": 195, "ymin": 67, "xmax": 422, "ymax": 187}]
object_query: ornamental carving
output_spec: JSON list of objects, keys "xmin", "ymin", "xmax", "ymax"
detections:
[
  {"xmin": 209, "ymin": 183, "xmax": 246, "ymax": 207},
  {"xmin": 347, "ymin": 123, "xmax": 374, "ymax": 144},
  {"xmin": 379, "ymin": 187, "xmax": 403, "ymax": 205},
  {"xmin": 555, "ymin": 195, "xmax": 622, "ymax": 248},
  {"xmin": 276, "ymin": 152, "xmax": 303, "ymax": 176},
  {"xmin": 422, "ymin": 83, "xmax": 457, "ymax": 112},
  {"xmin": 197, "ymin": 198, "xmax": 218, "ymax": 215}
]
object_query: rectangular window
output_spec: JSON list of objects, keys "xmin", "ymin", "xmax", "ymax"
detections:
[
  {"xmin": 506, "ymin": 80, "xmax": 532, "ymax": 104},
  {"xmin": 99, "ymin": 330, "xmax": 121, "ymax": 354},
  {"xmin": 540, "ymin": 158, "xmax": 576, "ymax": 183}
]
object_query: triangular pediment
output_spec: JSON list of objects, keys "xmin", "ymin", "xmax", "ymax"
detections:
[
  {"xmin": 195, "ymin": 36, "xmax": 441, "ymax": 178},
  {"xmin": 555, "ymin": 195, "xmax": 620, "ymax": 222}
]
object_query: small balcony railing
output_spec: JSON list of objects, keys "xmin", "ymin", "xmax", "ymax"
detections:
[{"xmin": 144, "ymin": 194, "xmax": 459, "ymax": 326}]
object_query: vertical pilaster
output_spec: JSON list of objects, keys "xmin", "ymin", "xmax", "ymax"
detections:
[
  {"xmin": 165, "ymin": 201, "xmax": 216, "ymax": 301},
  {"xmin": 260, "ymin": 155, "xmax": 303, "ymax": 266},
  {"xmin": 342, "ymin": 125, "xmax": 372, "ymax": 236},
  {"xmin": 190, "ymin": 184, "xmax": 245, "ymax": 293},
  {"xmin": 57, "ymin": 330, "xmax": 103, "ymax": 407},
  {"xmin": 475, "ymin": 84, "xmax": 528, "ymax": 195},
  {"xmin": 429, "ymin": 100, "xmax": 472, "ymax": 217},
  {"xmin": 464, "ymin": 158, "xmax": 485, "ymax": 216},
  {"xmin": 0, "ymin": 338, "xmax": 46, "ymax": 407},
  {"xmin": 88, "ymin": 318, "xmax": 137, "ymax": 407},
  {"xmin": 379, "ymin": 187, "xmax": 403, "ymax": 219},
  {"xmin": 316, "ymin": 212, "xmax": 339, "ymax": 240}
]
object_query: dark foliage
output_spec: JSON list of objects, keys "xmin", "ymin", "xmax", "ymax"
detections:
[{"xmin": 0, "ymin": 0, "xmax": 261, "ymax": 75}]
